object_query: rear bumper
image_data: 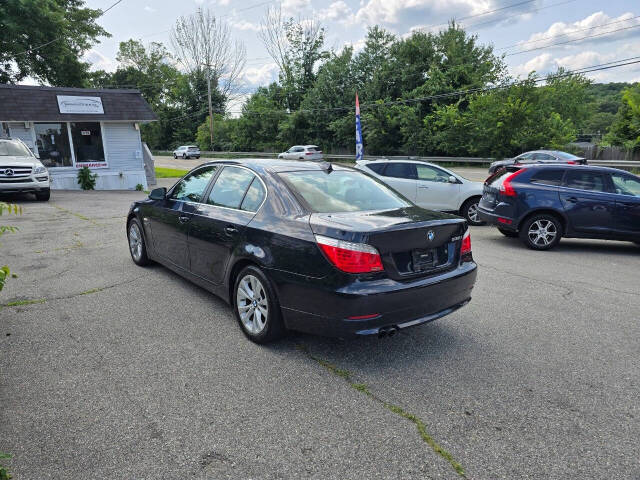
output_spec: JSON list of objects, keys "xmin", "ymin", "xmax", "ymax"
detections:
[
  {"xmin": 274, "ymin": 262, "xmax": 477, "ymax": 338},
  {"xmin": 477, "ymin": 205, "xmax": 517, "ymax": 231}
]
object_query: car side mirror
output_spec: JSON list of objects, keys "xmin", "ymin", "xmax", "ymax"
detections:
[
  {"xmin": 448, "ymin": 175, "xmax": 458, "ymax": 184},
  {"xmin": 149, "ymin": 187, "xmax": 166, "ymax": 200}
]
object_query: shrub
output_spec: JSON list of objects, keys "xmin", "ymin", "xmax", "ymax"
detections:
[
  {"xmin": 77, "ymin": 167, "xmax": 97, "ymax": 190},
  {"xmin": 135, "ymin": 183, "xmax": 143, "ymax": 191}
]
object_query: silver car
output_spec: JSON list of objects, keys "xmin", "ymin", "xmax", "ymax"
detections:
[
  {"xmin": 278, "ymin": 145, "xmax": 323, "ymax": 160},
  {"xmin": 488, "ymin": 150, "xmax": 586, "ymax": 174},
  {"xmin": 173, "ymin": 145, "xmax": 201, "ymax": 159}
]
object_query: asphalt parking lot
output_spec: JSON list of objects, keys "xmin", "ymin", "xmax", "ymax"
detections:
[{"xmin": 1, "ymin": 189, "xmax": 639, "ymax": 479}]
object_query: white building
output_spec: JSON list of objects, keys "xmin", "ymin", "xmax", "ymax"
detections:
[{"xmin": 0, "ymin": 84, "xmax": 157, "ymax": 190}]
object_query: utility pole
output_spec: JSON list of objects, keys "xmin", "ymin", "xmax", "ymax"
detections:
[{"xmin": 202, "ymin": 63, "xmax": 214, "ymax": 150}]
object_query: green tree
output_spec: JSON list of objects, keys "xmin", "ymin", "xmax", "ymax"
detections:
[
  {"xmin": 0, "ymin": 0, "xmax": 109, "ymax": 85},
  {"xmin": 603, "ymin": 83, "xmax": 640, "ymax": 150}
]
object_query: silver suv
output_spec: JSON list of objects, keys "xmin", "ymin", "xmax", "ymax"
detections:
[{"xmin": 0, "ymin": 138, "xmax": 50, "ymax": 201}]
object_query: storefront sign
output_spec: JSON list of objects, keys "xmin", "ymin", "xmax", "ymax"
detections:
[
  {"xmin": 74, "ymin": 162, "xmax": 108, "ymax": 169},
  {"xmin": 57, "ymin": 96, "xmax": 104, "ymax": 114}
]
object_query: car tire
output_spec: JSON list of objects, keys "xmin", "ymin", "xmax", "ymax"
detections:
[
  {"xmin": 461, "ymin": 197, "xmax": 484, "ymax": 226},
  {"xmin": 173, "ymin": 154, "xmax": 177, "ymax": 159},
  {"xmin": 233, "ymin": 265, "xmax": 285, "ymax": 344},
  {"xmin": 498, "ymin": 228, "xmax": 518, "ymax": 238},
  {"xmin": 519, "ymin": 214, "xmax": 562, "ymax": 250},
  {"xmin": 35, "ymin": 189, "xmax": 50, "ymax": 201},
  {"xmin": 127, "ymin": 218, "xmax": 151, "ymax": 266},
  {"xmin": 195, "ymin": 156, "xmax": 200, "ymax": 159},
  {"xmin": 182, "ymin": 153, "xmax": 187, "ymax": 159}
]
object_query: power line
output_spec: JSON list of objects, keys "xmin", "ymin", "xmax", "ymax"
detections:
[
  {"xmin": 416, "ymin": 0, "xmax": 537, "ymax": 33},
  {"xmin": 506, "ymin": 23, "xmax": 640, "ymax": 56},
  {"xmin": 497, "ymin": 14, "xmax": 640, "ymax": 51},
  {"xmin": 463, "ymin": 0, "xmax": 578, "ymax": 31},
  {"xmin": 13, "ymin": 0, "xmax": 126, "ymax": 57}
]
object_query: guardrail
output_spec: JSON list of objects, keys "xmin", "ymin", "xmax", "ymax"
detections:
[{"xmin": 152, "ymin": 151, "xmax": 640, "ymax": 168}]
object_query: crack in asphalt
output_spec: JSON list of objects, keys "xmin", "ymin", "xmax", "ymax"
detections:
[
  {"xmin": 296, "ymin": 344, "xmax": 467, "ymax": 478},
  {"xmin": 0, "ymin": 274, "xmax": 150, "ymax": 310}
]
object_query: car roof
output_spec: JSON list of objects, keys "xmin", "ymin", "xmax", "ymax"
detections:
[
  {"xmin": 516, "ymin": 163, "xmax": 632, "ymax": 175},
  {"xmin": 199, "ymin": 158, "xmax": 349, "ymax": 175}
]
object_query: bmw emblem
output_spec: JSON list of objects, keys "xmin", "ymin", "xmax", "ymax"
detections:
[
  {"xmin": 427, "ymin": 230, "xmax": 435, "ymax": 242},
  {"xmin": 4, "ymin": 168, "xmax": 14, "ymax": 176}
]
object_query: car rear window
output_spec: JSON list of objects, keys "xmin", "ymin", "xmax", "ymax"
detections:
[
  {"xmin": 306, "ymin": 146, "xmax": 320, "ymax": 151},
  {"xmin": 280, "ymin": 170, "xmax": 410, "ymax": 213},
  {"xmin": 530, "ymin": 169, "xmax": 565, "ymax": 186},
  {"xmin": 554, "ymin": 151, "xmax": 581, "ymax": 160},
  {"xmin": 208, "ymin": 166, "xmax": 255, "ymax": 209},
  {"xmin": 366, "ymin": 163, "xmax": 386, "ymax": 174},
  {"xmin": 565, "ymin": 170, "xmax": 608, "ymax": 192}
]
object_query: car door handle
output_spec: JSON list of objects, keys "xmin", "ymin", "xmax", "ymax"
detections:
[
  {"xmin": 418, "ymin": 185, "xmax": 429, "ymax": 189},
  {"xmin": 565, "ymin": 197, "xmax": 578, "ymax": 203},
  {"xmin": 178, "ymin": 215, "xmax": 190, "ymax": 223},
  {"xmin": 224, "ymin": 226, "xmax": 238, "ymax": 235}
]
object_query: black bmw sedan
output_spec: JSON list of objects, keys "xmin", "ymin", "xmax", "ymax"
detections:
[{"xmin": 126, "ymin": 159, "xmax": 477, "ymax": 343}]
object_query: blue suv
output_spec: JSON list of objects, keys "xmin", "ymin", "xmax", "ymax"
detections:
[{"xmin": 477, "ymin": 164, "xmax": 640, "ymax": 250}]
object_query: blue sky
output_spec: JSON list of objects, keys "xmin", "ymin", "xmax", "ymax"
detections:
[{"xmin": 83, "ymin": 0, "xmax": 640, "ymax": 91}]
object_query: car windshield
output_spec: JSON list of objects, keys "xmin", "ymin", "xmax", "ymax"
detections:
[
  {"xmin": 0, "ymin": 140, "xmax": 33, "ymax": 157},
  {"xmin": 280, "ymin": 170, "xmax": 410, "ymax": 213},
  {"xmin": 553, "ymin": 151, "xmax": 581, "ymax": 160}
]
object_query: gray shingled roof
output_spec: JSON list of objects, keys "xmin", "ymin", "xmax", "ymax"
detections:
[{"xmin": 0, "ymin": 84, "xmax": 157, "ymax": 122}]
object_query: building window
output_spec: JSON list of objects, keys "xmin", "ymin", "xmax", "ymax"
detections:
[
  {"xmin": 70, "ymin": 122, "xmax": 105, "ymax": 165},
  {"xmin": 34, "ymin": 122, "xmax": 73, "ymax": 168}
]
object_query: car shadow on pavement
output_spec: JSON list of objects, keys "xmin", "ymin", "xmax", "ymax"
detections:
[{"xmin": 484, "ymin": 233, "xmax": 639, "ymax": 256}]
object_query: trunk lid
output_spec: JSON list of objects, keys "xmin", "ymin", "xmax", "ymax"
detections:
[{"xmin": 309, "ymin": 206, "xmax": 466, "ymax": 280}]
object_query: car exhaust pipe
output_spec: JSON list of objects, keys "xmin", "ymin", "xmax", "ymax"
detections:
[
  {"xmin": 388, "ymin": 327, "xmax": 397, "ymax": 337},
  {"xmin": 378, "ymin": 329, "xmax": 387, "ymax": 339},
  {"xmin": 378, "ymin": 326, "xmax": 399, "ymax": 338}
]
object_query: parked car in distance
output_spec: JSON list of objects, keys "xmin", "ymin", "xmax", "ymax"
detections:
[
  {"xmin": 127, "ymin": 159, "xmax": 477, "ymax": 343},
  {"xmin": 487, "ymin": 150, "xmax": 586, "ymax": 174},
  {"xmin": 0, "ymin": 138, "xmax": 50, "ymax": 201},
  {"xmin": 173, "ymin": 145, "xmax": 201, "ymax": 159},
  {"xmin": 478, "ymin": 164, "xmax": 640, "ymax": 250},
  {"xmin": 278, "ymin": 145, "xmax": 323, "ymax": 160},
  {"xmin": 355, "ymin": 159, "xmax": 485, "ymax": 225}
]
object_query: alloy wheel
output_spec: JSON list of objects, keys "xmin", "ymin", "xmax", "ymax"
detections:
[
  {"xmin": 128, "ymin": 222, "xmax": 143, "ymax": 261},
  {"xmin": 236, "ymin": 274, "xmax": 269, "ymax": 334},
  {"xmin": 467, "ymin": 202, "xmax": 479, "ymax": 223},
  {"xmin": 528, "ymin": 219, "xmax": 557, "ymax": 246}
]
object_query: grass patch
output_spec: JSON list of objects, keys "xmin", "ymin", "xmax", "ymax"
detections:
[
  {"xmin": 299, "ymin": 344, "xmax": 466, "ymax": 477},
  {"xmin": 78, "ymin": 287, "xmax": 103, "ymax": 295},
  {"xmin": 155, "ymin": 167, "xmax": 189, "ymax": 178},
  {"xmin": 3, "ymin": 298, "xmax": 46, "ymax": 307}
]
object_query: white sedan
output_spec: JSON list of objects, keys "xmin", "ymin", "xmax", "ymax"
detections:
[
  {"xmin": 355, "ymin": 159, "xmax": 485, "ymax": 225},
  {"xmin": 278, "ymin": 145, "xmax": 323, "ymax": 160}
]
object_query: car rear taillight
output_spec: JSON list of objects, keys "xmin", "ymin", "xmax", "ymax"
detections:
[
  {"xmin": 500, "ymin": 169, "xmax": 525, "ymax": 197},
  {"xmin": 315, "ymin": 235, "xmax": 384, "ymax": 273},
  {"xmin": 460, "ymin": 230, "xmax": 472, "ymax": 262},
  {"xmin": 305, "ymin": 152, "xmax": 313, "ymax": 155},
  {"xmin": 567, "ymin": 161, "xmax": 576, "ymax": 165}
]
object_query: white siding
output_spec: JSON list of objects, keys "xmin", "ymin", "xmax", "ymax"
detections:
[{"xmin": 102, "ymin": 122, "xmax": 144, "ymax": 171}]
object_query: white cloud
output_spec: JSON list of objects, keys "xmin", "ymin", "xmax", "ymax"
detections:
[
  {"xmin": 84, "ymin": 49, "xmax": 118, "ymax": 72},
  {"xmin": 230, "ymin": 19, "xmax": 262, "ymax": 31},
  {"xmin": 510, "ymin": 42, "xmax": 640, "ymax": 82},
  {"xmin": 355, "ymin": 0, "xmax": 543, "ymax": 32},
  {"xmin": 317, "ymin": 1, "xmax": 356, "ymax": 24},
  {"xmin": 282, "ymin": 0, "xmax": 311, "ymax": 16},
  {"xmin": 519, "ymin": 11, "xmax": 640, "ymax": 51},
  {"xmin": 241, "ymin": 62, "xmax": 279, "ymax": 87}
]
